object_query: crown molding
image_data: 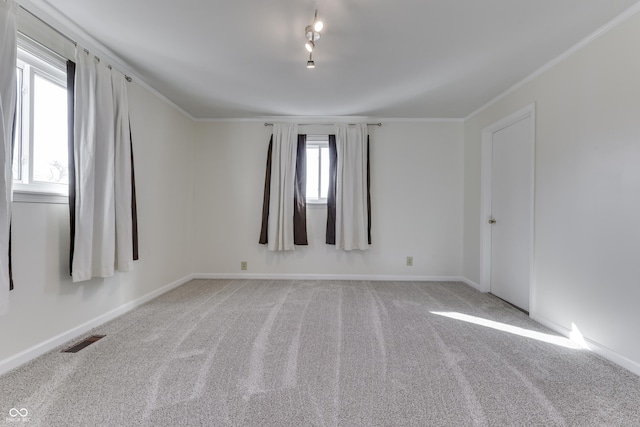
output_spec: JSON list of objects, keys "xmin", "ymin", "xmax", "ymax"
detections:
[
  {"xmin": 464, "ymin": 0, "xmax": 640, "ymax": 122},
  {"xmin": 16, "ymin": 0, "xmax": 196, "ymax": 121},
  {"xmin": 194, "ymin": 116, "xmax": 371, "ymax": 123},
  {"xmin": 374, "ymin": 117, "xmax": 464, "ymax": 123},
  {"xmin": 194, "ymin": 116, "xmax": 464, "ymax": 124}
]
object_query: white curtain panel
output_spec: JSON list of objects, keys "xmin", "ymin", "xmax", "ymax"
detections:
[
  {"xmin": 335, "ymin": 123, "xmax": 369, "ymax": 251},
  {"xmin": 267, "ymin": 123, "xmax": 299, "ymax": 251},
  {"xmin": 112, "ymin": 70, "xmax": 133, "ymax": 272},
  {"xmin": 0, "ymin": 0, "xmax": 17, "ymax": 314},
  {"xmin": 73, "ymin": 48, "xmax": 136, "ymax": 282},
  {"xmin": 73, "ymin": 48, "xmax": 115, "ymax": 281}
]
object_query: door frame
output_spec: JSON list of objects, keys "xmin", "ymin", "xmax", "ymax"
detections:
[{"xmin": 480, "ymin": 103, "xmax": 536, "ymax": 312}]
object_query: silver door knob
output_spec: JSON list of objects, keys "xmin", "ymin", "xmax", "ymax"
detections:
[{"xmin": 488, "ymin": 219, "xmax": 496, "ymax": 224}]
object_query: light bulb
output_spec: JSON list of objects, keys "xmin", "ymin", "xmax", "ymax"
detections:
[
  {"xmin": 305, "ymin": 40, "xmax": 314, "ymax": 52},
  {"xmin": 314, "ymin": 20, "xmax": 324, "ymax": 32},
  {"xmin": 307, "ymin": 60, "xmax": 315, "ymax": 69}
]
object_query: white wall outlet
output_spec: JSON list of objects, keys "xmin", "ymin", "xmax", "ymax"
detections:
[
  {"xmin": 241, "ymin": 261, "xmax": 247, "ymax": 271},
  {"xmin": 406, "ymin": 256, "xmax": 413, "ymax": 267}
]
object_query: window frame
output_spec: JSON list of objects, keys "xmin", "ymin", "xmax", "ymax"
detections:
[
  {"xmin": 305, "ymin": 135, "xmax": 329, "ymax": 206},
  {"xmin": 13, "ymin": 35, "xmax": 69, "ymax": 204}
]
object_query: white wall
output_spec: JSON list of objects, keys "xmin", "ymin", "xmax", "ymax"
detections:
[
  {"xmin": 192, "ymin": 121, "xmax": 463, "ymax": 279},
  {"xmin": 0, "ymin": 81, "xmax": 196, "ymax": 365},
  {"xmin": 463, "ymin": 12, "xmax": 640, "ymax": 371}
]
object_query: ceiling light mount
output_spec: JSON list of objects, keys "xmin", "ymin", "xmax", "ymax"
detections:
[
  {"xmin": 305, "ymin": 25, "xmax": 321, "ymax": 42},
  {"xmin": 304, "ymin": 9, "xmax": 323, "ymax": 68}
]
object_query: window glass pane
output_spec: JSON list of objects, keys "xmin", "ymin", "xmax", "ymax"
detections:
[
  {"xmin": 32, "ymin": 73, "xmax": 68, "ymax": 184},
  {"xmin": 320, "ymin": 146, "xmax": 329, "ymax": 198},
  {"xmin": 12, "ymin": 68, "xmax": 23, "ymax": 181},
  {"xmin": 306, "ymin": 146, "xmax": 319, "ymax": 200}
]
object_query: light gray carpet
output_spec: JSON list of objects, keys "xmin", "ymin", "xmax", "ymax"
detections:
[{"xmin": 1, "ymin": 280, "xmax": 639, "ymax": 426}]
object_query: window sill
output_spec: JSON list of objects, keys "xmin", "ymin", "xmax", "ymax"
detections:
[
  {"xmin": 306, "ymin": 201, "xmax": 327, "ymax": 209},
  {"xmin": 13, "ymin": 191, "xmax": 68, "ymax": 204}
]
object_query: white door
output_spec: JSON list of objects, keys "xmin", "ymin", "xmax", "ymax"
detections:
[{"xmin": 488, "ymin": 114, "xmax": 533, "ymax": 312}]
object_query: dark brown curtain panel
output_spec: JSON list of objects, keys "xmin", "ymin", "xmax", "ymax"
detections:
[
  {"xmin": 130, "ymin": 124, "xmax": 139, "ymax": 260},
  {"xmin": 259, "ymin": 134, "xmax": 308, "ymax": 246},
  {"xmin": 259, "ymin": 136, "xmax": 273, "ymax": 244},
  {"xmin": 367, "ymin": 135, "xmax": 372, "ymax": 244},
  {"xmin": 9, "ymin": 96, "xmax": 16, "ymax": 290},
  {"xmin": 326, "ymin": 134, "xmax": 337, "ymax": 245},
  {"xmin": 293, "ymin": 134, "xmax": 308, "ymax": 245},
  {"xmin": 8, "ymin": 225, "xmax": 12, "ymax": 291},
  {"xmin": 67, "ymin": 60, "xmax": 76, "ymax": 275}
]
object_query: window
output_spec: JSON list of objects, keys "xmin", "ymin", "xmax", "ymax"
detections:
[
  {"xmin": 13, "ymin": 36, "xmax": 69, "ymax": 203},
  {"xmin": 306, "ymin": 135, "xmax": 329, "ymax": 204}
]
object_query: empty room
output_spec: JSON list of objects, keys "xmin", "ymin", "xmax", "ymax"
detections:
[{"xmin": 1, "ymin": 0, "xmax": 640, "ymax": 425}]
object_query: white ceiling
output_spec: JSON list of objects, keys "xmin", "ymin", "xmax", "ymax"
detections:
[{"xmin": 38, "ymin": 0, "xmax": 639, "ymax": 119}]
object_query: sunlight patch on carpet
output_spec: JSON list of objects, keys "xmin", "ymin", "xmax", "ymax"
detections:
[{"xmin": 431, "ymin": 312, "xmax": 584, "ymax": 350}]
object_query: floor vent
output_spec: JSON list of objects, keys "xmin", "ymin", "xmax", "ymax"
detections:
[{"xmin": 62, "ymin": 335, "xmax": 106, "ymax": 353}]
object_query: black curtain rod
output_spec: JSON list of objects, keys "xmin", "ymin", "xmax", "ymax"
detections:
[
  {"xmin": 18, "ymin": 5, "xmax": 132, "ymax": 82},
  {"xmin": 264, "ymin": 122, "xmax": 382, "ymax": 127}
]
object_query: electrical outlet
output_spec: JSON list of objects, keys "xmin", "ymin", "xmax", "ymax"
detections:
[
  {"xmin": 406, "ymin": 256, "xmax": 413, "ymax": 267},
  {"xmin": 241, "ymin": 261, "xmax": 247, "ymax": 271}
]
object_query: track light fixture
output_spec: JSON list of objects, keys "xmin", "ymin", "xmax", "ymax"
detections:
[{"xmin": 304, "ymin": 9, "xmax": 323, "ymax": 68}]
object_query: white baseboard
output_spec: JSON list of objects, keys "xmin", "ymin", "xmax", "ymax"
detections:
[
  {"xmin": 193, "ymin": 273, "xmax": 467, "ymax": 282},
  {"xmin": 531, "ymin": 313, "xmax": 640, "ymax": 377},
  {"xmin": 460, "ymin": 277, "xmax": 483, "ymax": 292},
  {"xmin": 0, "ymin": 274, "xmax": 194, "ymax": 376}
]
